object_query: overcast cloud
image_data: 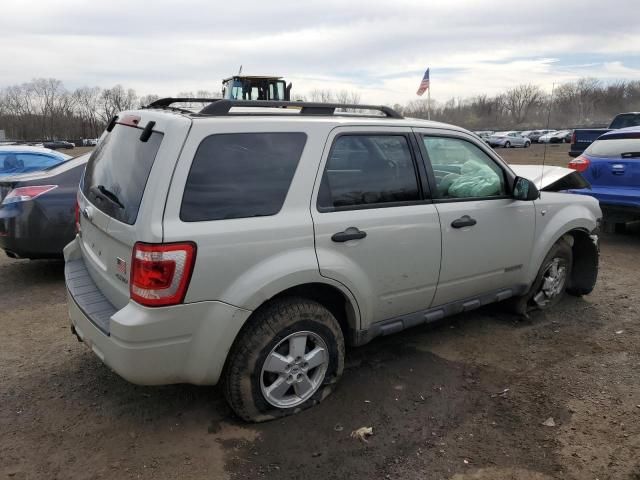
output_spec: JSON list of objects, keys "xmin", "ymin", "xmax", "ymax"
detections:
[{"xmin": 1, "ymin": 0, "xmax": 639, "ymax": 104}]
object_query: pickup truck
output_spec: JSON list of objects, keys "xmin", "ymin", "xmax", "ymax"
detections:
[{"xmin": 569, "ymin": 112, "xmax": 640, "ymax": 158}]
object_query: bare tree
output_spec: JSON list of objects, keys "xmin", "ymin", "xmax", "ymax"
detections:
[
  {"xmin": 99, "ymin": 85, "xmax": 138, "ymax": 123},
  {"xmin": 73, "ymin": 87, "xmax": 103, "ymax": 138},
  {"xmin": 500, "ymin": 84, "xmax": 543, "ymax": 125}
]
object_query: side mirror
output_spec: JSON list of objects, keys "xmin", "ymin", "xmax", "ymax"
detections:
[{"xmin": 513, "ymin": 176, "xmax": 539, "ymax": 201}]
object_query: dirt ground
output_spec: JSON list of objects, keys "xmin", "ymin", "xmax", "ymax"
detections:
[{"xmin": 1, "ymin": 144, "xmax": 639, "ymax": 480}]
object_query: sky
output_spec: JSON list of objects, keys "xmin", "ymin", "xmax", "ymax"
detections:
[{"xmin": 1, "ymin": 0, "xmax": 639, "ymax": 105}]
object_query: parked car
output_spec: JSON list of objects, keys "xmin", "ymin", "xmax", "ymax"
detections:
[
  {"xmin": 64, "ymin": 99, "xmax": 600, "ymax": 422},
  {"xmin": 569, "ymin": 112, "xmax": 640, "ymax": 157},
  {"xmin": 539, "ymin": 130, "xmax": 572, "ymax": 144},
  {"xmin": 44, "ymin": 140, "xmax": 75, "ymax": 150},
  {"xmin": 568, "ymin": 126, "xmax": 640, "ymax": 227},
  {"xmin": 473, "ymin": 130, "xmax": 493, "ymax": 142},
  {"xmin": 0, "ymin": 153, "xmax": 89, "ymax": 259},
  {"xmin": 528, "ymin": 130, "xmax": 555, "ymax": 143},
  {"xmin": 0, "ymin": 146, "xmax": 71, "ymax": 178},
  {"xmin": 488, "ymin": 131, "xmax": 531, "ymax": 148}
]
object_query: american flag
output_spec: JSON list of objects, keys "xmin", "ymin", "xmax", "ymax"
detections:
[
  {"xmin": 416, "ymin": 68, "xmax": 430, "ymax": 96},
  {"xmin": 116, "ymin": 257, "xmax": 127, "ymax": 276}
]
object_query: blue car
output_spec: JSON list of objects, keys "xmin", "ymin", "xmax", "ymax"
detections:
[
  {"xmin": 0, "ymin": 146, "xmax": 72, "ymax": 177},
  {"xmin": 569, "ymin": 126, "xmax": 640, "ymax": 226}
]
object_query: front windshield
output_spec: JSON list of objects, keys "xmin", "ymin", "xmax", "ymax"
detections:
[{"xmin": 0, "ymin": 152, "xmax": 66, "ymax": 176}]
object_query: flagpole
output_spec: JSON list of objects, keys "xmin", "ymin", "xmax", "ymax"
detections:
[{"xmin": 427, "ymin": 86, "xmax": 431, "ymax": 121}]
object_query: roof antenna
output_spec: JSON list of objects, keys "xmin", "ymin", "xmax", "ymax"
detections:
[{"xmin": 541, "ymin": 82, "xmax": 556, "ymax": 192}]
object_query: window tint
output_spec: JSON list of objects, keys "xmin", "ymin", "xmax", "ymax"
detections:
[
  {"xmin": 0, "ymin": 153, "xmax": 65, "ymax": 175},
  {"xmin": 83, "ymin": 124, "xmax": 163, "ymax": 225},
  {"xmin": 317, "ymin": 135, "xmax": 420, "ymax": 210},
  {"xmin": 423, "ymin": 136, "xmax": 506, "ymax": 199},
  {"xmin": 181, "ymin": 133, "xmax": 306, "ymax": 222},
  {"xmin": 585, "ymin": 137, "xmax": 640, "ymax": 158}
]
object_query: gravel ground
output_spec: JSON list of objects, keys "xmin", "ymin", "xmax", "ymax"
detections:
[{"xmin": 1, "ymin": 144, "xmax": 639, "ymax": 480}]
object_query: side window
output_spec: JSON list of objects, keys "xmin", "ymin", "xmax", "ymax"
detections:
[
  {"xmin": 423, "ymin": 136, "xmax": 506, "ymax": 200},
  {"xmin": 317, "ymin": 135, "xmax": 420, "ymax": 210},
  {"xmin": 180, "ymin": 132, "xmax": 306, "ymax": 222}
]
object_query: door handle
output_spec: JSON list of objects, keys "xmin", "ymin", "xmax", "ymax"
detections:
[
  {"xmin": 331, "ymin": 227, "xmax": 367, "ymax": 242},
  {"xmin": 451, "ymin": 215, "xmax": 477, "ymax": 229}
]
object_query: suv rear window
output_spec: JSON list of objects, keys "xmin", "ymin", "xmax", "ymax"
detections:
[
  {"xmin": 181, "ymin": 132, "xmax": 306, "ymax": 222},
  {"xmin": 83, "ymin": 124, "xmax": 163, "ymax": 225},
  {"xmin": 585, "ymin": 137, "xmax": 640, "ymax": 158}
]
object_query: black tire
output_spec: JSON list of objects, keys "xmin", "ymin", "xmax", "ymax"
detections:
[
  {"xmin": 223, "ymin": 297, "xmax": 345, "ymax": 422},
  {"xmin": 508, "ymin": 239, "xmax": 573, "ymax": 315},
  {"xmin": 504, "ymin": 141, "xmax": 511, "ymax": 148},
  {"xmin": 524, "ymin": 141, "xmax": 531, "ymax": 148}
]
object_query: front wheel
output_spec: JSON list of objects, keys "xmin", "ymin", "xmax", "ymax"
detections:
[
  {"xmin": 223, "ymin": 297, "xmax": 345, "ymax": 422},
  {"xmin": 508, "ymin": 239, "xmax": 573, "ymax": 314},
  {"xmin": 504, "ymin": 141, "xmax": 511, "ymax": 148},
  {"xmin": 524, "ymin": 141, "xmax": 531, "ymax": 148}
]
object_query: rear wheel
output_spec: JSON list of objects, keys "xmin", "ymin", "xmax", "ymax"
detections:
[
  {"xmin": 223, "ymin": 297, "xmax": 345, "ymax": 422},
  {"xmin": 524, "ymin": 141, "xmax": 531, "ymax": 148},
  {"xmin": 504, "ymin": 141, "xmax": 511, "ymax": 148}
]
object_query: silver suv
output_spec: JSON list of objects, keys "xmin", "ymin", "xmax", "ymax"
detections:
[{"xmin": 64, "ymin": 99, "xmax": 601, "ymax": 422}]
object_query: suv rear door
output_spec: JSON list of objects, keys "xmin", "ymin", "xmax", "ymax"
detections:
[
  {"xmin": 311, "ymin": 127, "xmax": 442, "ymax": 327},
  {"xmin": 78, "ymin": 112, "xmax": 192, "ymax": 309}
]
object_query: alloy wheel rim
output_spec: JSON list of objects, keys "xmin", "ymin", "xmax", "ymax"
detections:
[
  {"xmin": 533, "ymin": 257, "xmax": 567, "ymax": 307},
  {"xmin": 260, "ymin": 331, "xmax": 329, "ymax": 408}
]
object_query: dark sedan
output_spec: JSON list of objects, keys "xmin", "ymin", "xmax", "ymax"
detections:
[
  {"xmin": 0, "ymin": 153, "xmax": 89, "ymax": 259},
  {"xmin": 43, "ymin": 140, "xmax": 75, "ymax": 150}
]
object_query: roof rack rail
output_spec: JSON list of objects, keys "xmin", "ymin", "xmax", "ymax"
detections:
[
  {"xmin": 198, "ymin": 99, "xmax": 403, "ymax": 118},
  {"xmin": 145, "ymin": 98, "xmax": 223, "ymax": 109}
]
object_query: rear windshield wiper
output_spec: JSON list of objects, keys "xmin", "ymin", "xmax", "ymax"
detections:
[
  {"xmin": 621, "ymin": 152, "xmax": 640, "ymax": 158},
  {"xmin": 91, "ymin": 185, "xmax": 125, "ymax": 209}
]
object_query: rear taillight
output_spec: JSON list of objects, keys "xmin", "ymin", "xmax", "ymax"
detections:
[
  {"xmin": 1, "ymin": 185, "xmax": 58, "ymax": 205},
  {"xmin": 570, "ymin": 131, "xmax": 576, "ymax": 145},
  {"xmin": 568, "ymin": 155, "xmax": 590, "ymax": 173},
  {"xmin": 130, "ymin": 242, "xmax": 196, "ymax": 307}
]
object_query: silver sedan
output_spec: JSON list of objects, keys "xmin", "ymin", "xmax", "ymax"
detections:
[{"xmin": 488, "ymin": 131, "xmax": 531, "ymax": 148}]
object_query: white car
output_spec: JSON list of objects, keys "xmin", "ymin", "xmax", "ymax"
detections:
[
  {"xmin": 539, "ymin": 130, "xmax": 572, "ymax": 144},
  {"xmin": 488, "ymin": 131, "xmax": 531, "ymax": 148},
  {"xmin": 64, "ymin": 99, "xmax": 601, "ymax": 421}
]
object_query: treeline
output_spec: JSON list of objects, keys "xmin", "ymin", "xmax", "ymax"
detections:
[
  {"xmin": 398, "ymin": 78, "xmax": 640, "ymax": 130},
  {"xmin": 0, "ymin": 78, "xmax": 218, "ymax": 141},
  {"xmin": 1, "ymin": 77, "xmax": 640, "ymax": 140}
]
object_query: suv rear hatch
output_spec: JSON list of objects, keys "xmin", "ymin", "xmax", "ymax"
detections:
[
  {"xmin": 571, "ymin": 133, "xmax": 640, "ymax": 207},
  {"xmin": 77, "ymin": 111, "xmax": 192, "ymax": 310}
]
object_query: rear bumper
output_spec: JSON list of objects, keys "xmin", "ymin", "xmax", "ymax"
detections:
[
  {"xmin": 0, "ymin": 203, "xmax": 70, "ymax": 258},
  {"xmin": 64, "ymin": 238, "xmax": 252, "ymax": 386},
  {"xmin": 570, "ymin": 187, "xmax": 640, "ymax": 208},
  {"xmin": 570, "ymin": 188, "xmax": 640, "ymax": 221}
]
